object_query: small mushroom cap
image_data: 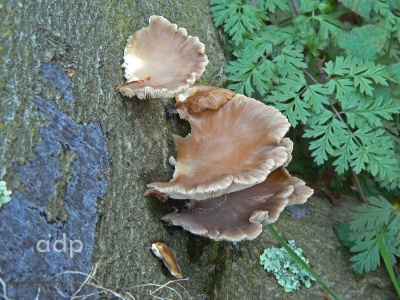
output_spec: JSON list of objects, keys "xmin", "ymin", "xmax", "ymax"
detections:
[
  {"xmin": 162, "ymin": 168, "xmax": 313, "ymax": 241},
  {"xmin": 175, "ymin": 84, "xmax": 235, "ymax": 114},
  {"xmin": 147, "ymin": 92, "xmax": 291, "ymax": 200},
  {"xmin": 119, "ymin": 15, "xmax": 209, "ymax": 99},
  {"xmin": 151, "ymin": 242, "xmax": 183, "ymax": 279},
  {"xmin": 144, "ymin": 187, "xmax": 169, "ymax": 202}
]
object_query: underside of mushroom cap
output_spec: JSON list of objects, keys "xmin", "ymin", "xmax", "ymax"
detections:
[
  {"xmin": 162, "ymin": 167, "xmax": 311, "ymax": 241},
  {"xmin": 119, "ymin": 15, "xmax": 209, "ymax": 99},
  {"xmin": 147, "ymin": 93, "xmax": 292, "ymax": 200}
]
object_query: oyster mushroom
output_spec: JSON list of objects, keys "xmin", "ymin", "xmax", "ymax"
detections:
[
  {"xmin": 119, "ymin": 16, "xmax": 209, "ymax": 99},
  {"xmin": 146, "ymin": 87, "xmax": 292, "ymax": 200},
  {"xmin": 161, "ymin": 168, "xmax": 313, "ymax": 241},
  {"xmin": 151, "ymin": 242, "xmax": 183, "ymax": 279},
  {"xmin": 175, "ymin": 84, "xmax": 235, "ymax": 114}
]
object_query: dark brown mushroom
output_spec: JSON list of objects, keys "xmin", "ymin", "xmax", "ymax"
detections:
[{"xmin": 161, "ymin": 167, "xmax": 313, "ymax": 241}]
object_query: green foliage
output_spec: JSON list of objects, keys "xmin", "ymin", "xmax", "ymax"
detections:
[
  {"xmin": 210, "ymin": 0, "xmax": 400, "ymax": 190},
  {"xmin": 338, "ymin": 25, "xmax": 389, "ymax": 60},
  {"xmin": 0, "ymin": 180, "xmax": 12, "ymax": 207},
  {"xmin": 333, "ymin": 196, "xmax": 400, "ymax": 274},
  {"xmin": 210, "ymin": 0, "xmax": 267, "ymax": 46},
  {"xmin": 376, "ymin": 228, "xmax": 400, "ymax": 297},
  {"xmin": 260, "ymin": 240, "xmax": 315, "ymax": 292}
]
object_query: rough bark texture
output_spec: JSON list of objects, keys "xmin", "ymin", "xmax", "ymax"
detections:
[{"xmin": 0, "ymin": 0, "xmax": 396, "ymax": 299}]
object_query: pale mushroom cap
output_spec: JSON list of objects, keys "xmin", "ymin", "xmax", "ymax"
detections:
[
  {"xmin": 151, "ymin": 242, "xmax": 183, "ymax": 279},
  {"xmin": 288, "ymin": 177, "xmax": 314, "ymax": 205},
  {"xmin": 118, "ymin": 15, "xmax": 209, "ymax": 99},
  {"xmin": 148, "ymin": 92, "xmax": 292, "ymax": 200},
  {"xmin": 162, "ymin": 167, "xmax": 312, "ymax": 241}
]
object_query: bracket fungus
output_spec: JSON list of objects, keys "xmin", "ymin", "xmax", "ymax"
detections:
[
  {"xmin": 146, "ymin": 86, "xmax": 292, "ymax": 200},
  {"xmin": 144, "ymin": 85, "xmax": 313, "ymax": 241},
  {"xmin": 118, "ymin": 16, "xmax": 209, "ymax": 99},
  {"xmin": 162, "ymin": 168, "xmax": 313, "ymax": 241}
]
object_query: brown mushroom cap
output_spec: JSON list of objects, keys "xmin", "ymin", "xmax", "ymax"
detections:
[
  {"xmin": 151, "ymin": 242, "xmax": 183, "ymax": 278},
  {"xmin": 175, "ymin": 84, "xmax": 235, "ymax": 114},
  {"xmin": 118, "ymin": 15, "xmax": 209, "ymax": 99},
  {"xmin": 162, "ymin": 168, "xmax": 313, "ymax": 241},
  {"xmin": 147, "ymin": 91, "xmax": 292, "ymax": 200}
]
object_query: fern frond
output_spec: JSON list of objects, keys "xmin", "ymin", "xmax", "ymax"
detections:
[
  {"xmin": 259, "ymin": 0, "xmax": 290, "ymax": 13},
  {"xmin": 345, "ymin": 196, "xmax": 400, "ymax": 274},
  {"xmin": 349, "ymin": 196, "xmax": 395, "ymax": 232},
  {"xmin": 339, "ymin": 0, "xmax": 373, "ymax": 19},
  {"xmin": 324, "ymin": 57, "xmax": 390, "ymax": 96},
  {"xmin": 226, "ymin": 56, "xmax": 277, "ymax": 97},
  {"xmin": 304, "ymin": 113, "xmax": 347, "ymax": 165},
  {"xmin": 210, "ymin": 0, "xmax": 267, "ymax": 46},
  {"xmin": 311, "ymin": 14, "xmax": 345, "ymax": 42},
  {"xmin": 350, "ymin": 239, "xmax": 380, "ymax": 274},
  {"xmin": 301, "ymin": 84, "xmax": 329, "ymax": 114},
  {"xmin": 341, "ymin": 92, "xmax": 400, "ymax": 128},
  {"xmin": 267, "ymin": 74, "xmax": 311, "ymax": 127},
  {"xmin": 273, "ymin": 45, "xmax": 307, "ymax": 77}
]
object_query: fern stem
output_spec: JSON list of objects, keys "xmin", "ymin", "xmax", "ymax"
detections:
[
  {"xmin": 350, "ymin": 167, "xmax": 368, "ymax": 204},
  {"xmin": 291, "ymin": 0, "xmax": 301, "ymax": 15},
  {"xmin": 387, "ymin": 31, "xmax": 394, "ymax": 56},
  {"xmin": 302, "ymin": 68, "xmax": 319, "ymax": 84},
  {"xmin": 265, "ymin": 224, "xmax": 343, "ymax": 300}
]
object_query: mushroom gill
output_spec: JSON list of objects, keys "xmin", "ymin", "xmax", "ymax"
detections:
[
  {"xmin": 147, "ymin": 87, "xmax": 292, "ymax": 200},
  {"xmin": 162, "ymin": 167, "xmax": 313, "ymax": 241},
  {"xmin": 118, "ymin": 15, "xmax": 209, "ymax": 99}
]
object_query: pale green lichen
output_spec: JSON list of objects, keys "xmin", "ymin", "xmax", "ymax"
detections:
[
  {"xmin": 0, "ymin": 180, "xmax": 12, "ymax": 207},
  {"xmin": 260, "ymin": 240, "xmax": 315, "ymax": 292}
]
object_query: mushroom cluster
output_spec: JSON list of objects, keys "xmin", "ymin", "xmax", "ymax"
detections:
[{"xmin": 121, "ymin": 16, "xmax": 313, "ymax": 242}]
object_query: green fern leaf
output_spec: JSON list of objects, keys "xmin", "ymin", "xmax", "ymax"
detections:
[
  {"xmin": 347, "ymin": 196, "xmax": 400, "ymax": 274},
  {"xmin": 312, "ymin": 14, "xmax": 345, "ymax": 42},
  {"xmin": 332, "ymin": 133, "xmax": 355, "ymax": 173},
  {"xmin": 338, "ymin": 0, "xmax": 373, "ymax": 19},
  {"xmin": 324, "ymin": 56, "xmax": 353, "ymax": 76},
  {"xmin": 349, "ymin": 127, "xmax": 398, "ymax": 179},
  {"xmin": 210, "ymin": 0, "xmax": 267, "ymax": 46},
  {"xmin": 304, "ymin": 115, "xmax": 348, "ymax": 165},
  {"xmin": 324, "ymin": 57, "xmax": 390, "ymax": 97},
  {"xmin": 210, "ymin": 0, "xmax": 241, "ymax": 27},
  {"xmin": 273, "ymin": 95, "xmax": 311, "ymax": 127},
  {"xmin": 259, "ymin": 0, "xmax": 290, "ymax": 13},
  {"xmin": 299, "ymin": 0, "xmax": 320, "ymax": 13},
  {"xmin": 350, "ymin": 239, "xmax": 380, "ymax": 274},
  {"xmin": 373, "ymin": 1, "xmax": 398, "ymax": 28},
  {"xmin": 342, "ymin": 91, "xmax": 400, "ymax": 128},
  {"xmin": 273, "ymin": 45, "xmax": 307, "ymax": 77},
  {"xmin": 302, "ymin": 84, "xmax": 329, "ymax": 114},
  {"xmin": 349, "ymin": 196, "xmax": 394, "ymax": 232},
  {"xmin": 325, "ymin": 78, "xmax": 356, "ymax": 100},
  {"xmin": 267, "ymin": 74, "xmax": 311, "ymax": 126},
  {"xmin": 226, "ymin": 56, "xmax": 278, "ymax": 97}
]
